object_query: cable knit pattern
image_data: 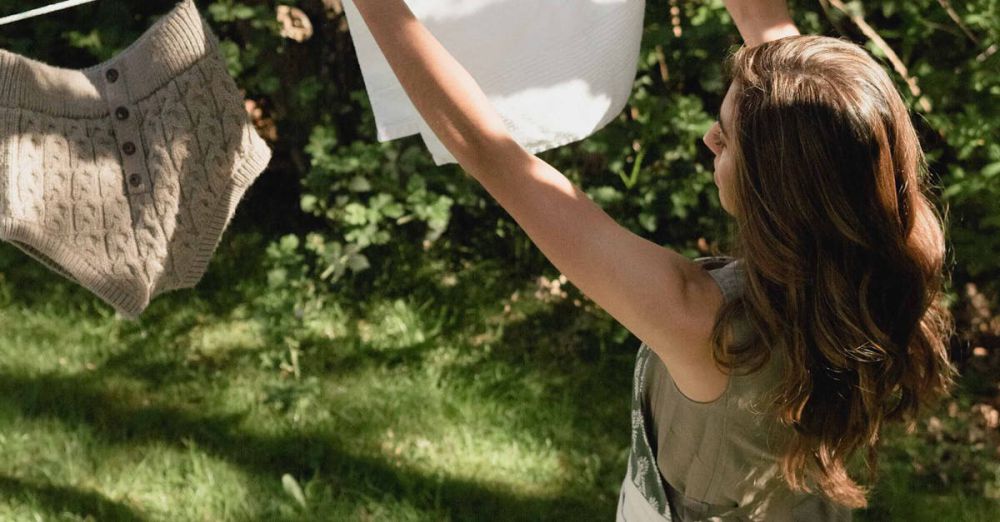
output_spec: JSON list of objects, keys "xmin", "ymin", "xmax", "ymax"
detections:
[{"xmin": 0, "ymin": 0, "xmax": 272, "ymax": 319}]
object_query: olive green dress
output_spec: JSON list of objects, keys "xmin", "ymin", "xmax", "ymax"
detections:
[{"xmin": 616, "ymin": 256, "xmax": 854, "ymax": 521}]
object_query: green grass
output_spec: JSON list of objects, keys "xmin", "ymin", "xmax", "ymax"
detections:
[{"xmin": 0, "ymin": 234, "xmax": 996, "ymax": 521}]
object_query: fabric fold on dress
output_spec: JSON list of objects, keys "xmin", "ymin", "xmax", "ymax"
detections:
[{"xmin": 617, "ymin": 256, "xmax": 854, "ymax": 521}]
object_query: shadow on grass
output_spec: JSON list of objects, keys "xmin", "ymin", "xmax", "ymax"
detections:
[
  {"xmin": 0, "ymin": 474, "xmax": 146, "ymax": 521},
  {"xmin": 1, "ymin": 236, "xmax": 636, "ymax": 518},
  {"xmin": 351, "ymin": 257, "xmax": 640, "ymax": 498},
  {"xmin": 0, "ymin": 370, "xmax": 611, "ymax": 521}
]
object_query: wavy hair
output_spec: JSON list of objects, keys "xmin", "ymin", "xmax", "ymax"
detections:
[{"xmin": 709, "ymin": 35, "xmax": 960, "ymax": 509}]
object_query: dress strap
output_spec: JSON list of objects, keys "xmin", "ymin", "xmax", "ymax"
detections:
[{"xmin": 695, "ymin": 256, "xmax": 743, "ymax": 304}]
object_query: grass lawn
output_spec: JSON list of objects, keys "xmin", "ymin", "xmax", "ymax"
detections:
[{"xmin": 0, "ymin": 233, "xmax": 996, "ymax": 521}]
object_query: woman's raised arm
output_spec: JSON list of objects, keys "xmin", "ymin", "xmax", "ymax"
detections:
[
  {"xmin": 350, "ymin": 0, "xmax": 725, "ymax": 387},
  {"xmin": 724, "ymin": 0, "xmax": 800, "ymax": 47}
]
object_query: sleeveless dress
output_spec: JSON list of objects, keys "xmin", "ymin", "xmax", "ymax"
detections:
[{"xmin": 616, "ymin": 256, "xmax": 854, "ymax": 521}]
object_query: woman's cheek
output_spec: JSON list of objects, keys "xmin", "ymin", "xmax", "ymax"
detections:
[{"xmin": 716, "ymin": 156, "xmax": 736, "ymax": 213}]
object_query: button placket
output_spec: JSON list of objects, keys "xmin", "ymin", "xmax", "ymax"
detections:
[{"xmin": 102, "ymin": 62, "xmax": 150, "ymax": 195}]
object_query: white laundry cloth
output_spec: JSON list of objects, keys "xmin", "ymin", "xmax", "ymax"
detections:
[{"xmin": 341, "ymin": 0, "xmax": 646, "ymax": 166}]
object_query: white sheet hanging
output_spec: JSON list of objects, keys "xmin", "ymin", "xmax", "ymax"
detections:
[{"xmin": 341, "ymin": 0, "xmax": 646, "ymax": 166}]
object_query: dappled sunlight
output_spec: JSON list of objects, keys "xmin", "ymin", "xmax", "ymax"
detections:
[
  {"xmin": 0, "ymin": 270, "xmax": 625, "ymax": 518},
  {"xmin": 379, "ymin": 425, "xmax": 569, "ymax": 498},
  {"xmin": 0, "ymin": 0, "xmax": 995, "ymax": 517},
  {"xmin": 0, "ymin": 411, "xmax": 255, "ymax": 521},
  {"xmin": 184, "ymin": 318, "xmax": 269, "ymax": 354}
]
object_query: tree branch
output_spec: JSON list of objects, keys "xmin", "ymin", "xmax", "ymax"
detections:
[
  {"xmin": 937, "ymin": 0, "xmax": 979, "ymax": 45},
  {"xmin": 825, "ymin": 0, "xmax": 932, "ymax": 113}
]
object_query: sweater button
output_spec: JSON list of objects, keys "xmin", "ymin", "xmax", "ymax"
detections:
[
  {"xmin": 106, "ymin": 68, "xmax": 119, "ymax": 83},
  {"xmin": 128, "ymin": 173, "xmax": 142, "ymax": 187},
  {"xmin": 115, "ymin": 106, "xmax": 130, "ymax": 120},
  {"xmin": 122, "ymin": 141, "xmax": 136, "ymax": 155}
]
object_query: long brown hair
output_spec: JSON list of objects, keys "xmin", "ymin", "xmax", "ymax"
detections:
[{"xmin": 710, "ymin": 35, "xmax": 959, "ymax": 509}]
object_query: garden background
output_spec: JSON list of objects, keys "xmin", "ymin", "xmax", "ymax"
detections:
[{"xmin": 0, "ymin": 0, "xmax": 997, "ymax": 520}]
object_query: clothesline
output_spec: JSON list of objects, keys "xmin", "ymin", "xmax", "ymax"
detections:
[{"xmin": 0, "ymin": 0, "xmax": 99, "ymax": 27}]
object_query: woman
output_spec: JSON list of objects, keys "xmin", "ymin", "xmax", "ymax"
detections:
[{"xmin": 352, "ymin": 0, "xmax": 958, "ymax": 519}]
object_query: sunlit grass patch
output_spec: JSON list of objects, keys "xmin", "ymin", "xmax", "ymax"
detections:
[
  {"xmin": 0, "ymin": 306, "xmax": 122, "ymax": 372},
  {"xmin": 0, "ymin": 241, "xmax": 994, "ymax": 520},
  {"xmin": 0, "ymin": 410, "xmax": 254, "ymax": 521},
  {"xmin": 184, "ymin": 317, "xmax": 269, "ymax": 354},
  {"xmin": 357, "ymin": 298, "xmax": 445, "ymax": 352},
  {"xmin": 379, "ymin": 425, "xmax": 567, "ymax": 497}
]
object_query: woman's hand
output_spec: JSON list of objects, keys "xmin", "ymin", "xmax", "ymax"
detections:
[{"xmin": 724, "ymin": 0, "xmax": 800, "ymax": 47}]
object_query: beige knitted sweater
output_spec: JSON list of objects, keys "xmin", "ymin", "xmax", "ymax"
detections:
[{"xmin": 0, "ymin": 0, "xmax": 272, "ymax": 319}]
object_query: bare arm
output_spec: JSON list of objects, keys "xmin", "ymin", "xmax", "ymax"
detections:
[
  {"xmin": 724, "ymin": 0, "xmax": 801, "ymax": 47},
  {"xmin": 351, "ymin": 0, "xmax": 722, "ymax": 373}
]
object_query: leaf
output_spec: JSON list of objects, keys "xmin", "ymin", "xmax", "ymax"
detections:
[
  {"xmin": 348, "ymin": 175, "xmax": 372, "ymax": 192},
  {"xmin": 589, "ymin": 186, "xmax": 625, "ymax": 205},
  {"xmin": 343, "ymin": 203, "xmax": 368, "ymax": 225},
  {"xmin": 232, "ymin": 5, "xmax": 256, "ymax": 20},
  {"xmin": 942, "ymin": 184, "xmax": 965, "ymax": 200},
  {"xmin": 982, "ymin": 162, "xmax": 1000, "ymax": 179},
  {"xmin": 382, "ymin": 202, "xmax": 405, "ymax": 219},
  {"xmin": 281, "ymin": 473, "xmax": 307, "ymax": 509},
  {"xmin": 64, "ymin": 29, "xmax": 103, "ymax": 53},
  {"xmin": 347, "ymin": 253, "xmax": 371, "ymax": 272},
  {"xmin": 301, "ymin": 195, "xmax": 318, "ymax": 213},
  {"xmin": 278, "ymin": 234, "xmax": 300, "ymax": 252},
  {"xmin": 267, "ymin": 268, "xmax": 287, "ymax": 287}
]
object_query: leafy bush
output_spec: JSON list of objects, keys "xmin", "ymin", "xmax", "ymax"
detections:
[{"xmin": 0, "ymin": 1, "xmax": 996, "ymax": 516}]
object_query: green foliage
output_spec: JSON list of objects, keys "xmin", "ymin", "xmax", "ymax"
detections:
[
  {"xmin": 0, "ymin": 0, "xmax": 997, "ymax": 519},
  {"xmin": 6, "ymin": 0, "xmax": 987, "ymax": 287},
  {"xmin": 854, "ymin": 0, "xmax": 1000, "ymax": 281},
  {"xmin": 208, "ymin": 0, "xmax": 261, "ymax": 22},
  {"xmin": 300, "ymin": 121, "xmax": 455, "ymax": 270}
]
